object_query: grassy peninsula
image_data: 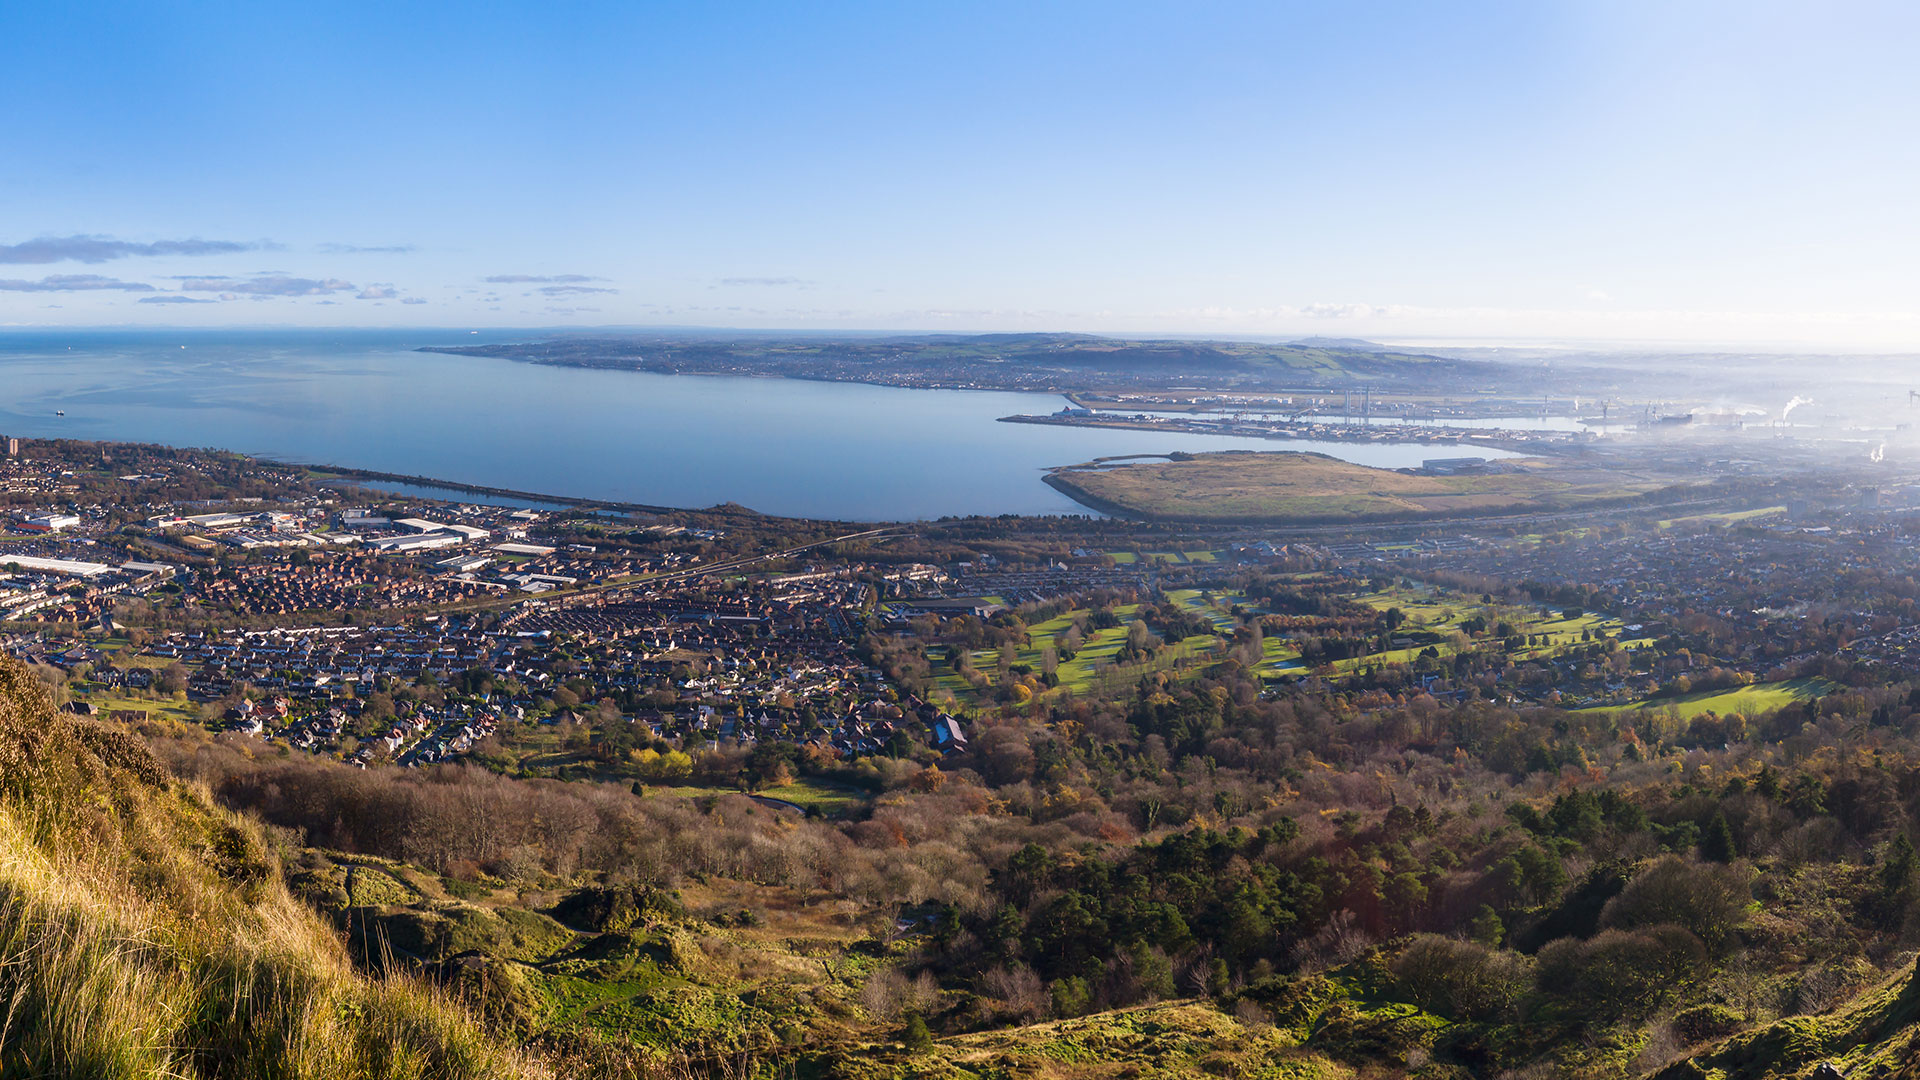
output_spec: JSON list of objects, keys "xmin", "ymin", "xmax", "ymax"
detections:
[{"xmin": 1046, "ymin": 450, "xmax": 1666, "ymax": 522}]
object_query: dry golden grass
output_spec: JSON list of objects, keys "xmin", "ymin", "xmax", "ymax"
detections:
[{"xmin": 0, "ymin": 658, "xmax": 547, "ymax": 1080}]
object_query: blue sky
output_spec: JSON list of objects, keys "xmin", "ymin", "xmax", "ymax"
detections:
[{"xmin": 4, "ymin": 1, "xmax": 1920, "ymax": 345}]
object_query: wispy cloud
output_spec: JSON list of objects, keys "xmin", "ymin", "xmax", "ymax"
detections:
[
  {"xmin": 0, "ymin": 235, "xmax": 270, "ymax": 265},
  {"xmin": 717, "ymin": 276, "xmax": 810, "ymax": 287},
  {"xmin": 176, "ymin": 275, "xmax": 355, "ymax": 297},
  {"xmin": 401, "ymin": 297, "xmax": 428, "ymax": 305},
  {"xmin": 137, "ymin": 295, "xmax": 217, "ymax": 304},
  {"xmin": 0, "ymin": 274, "xmax": 155, "ymax": 292},
  {"xmin": 356, "ymin": 284, "xmax": 399, "ymax": 300},
  {"xmin": 1298, "ymin": 302, "xmax": 1379, "ymax": 319},
  {"xmin": 319, "ymin": 243, "xmax": 415, "ymax": 254},
  {"xmin": 537, "ymin": 284, "xmax": 616, "ymax": 297},
  {"xmin": 484, "ymin": 273, "xmax": 602, "ymax": 284}
]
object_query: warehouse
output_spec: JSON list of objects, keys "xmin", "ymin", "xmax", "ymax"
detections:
[
  {"xmin": 0, "ymin": 553, "xmax": 113, "ymax": 577},
  {"xmin": 364, "ymin": 531, "xmax": 465, "ymax": 553}
]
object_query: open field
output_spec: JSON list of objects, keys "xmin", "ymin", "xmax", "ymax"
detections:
[
  {"xmin": 1163, "ymin": 588, "xmax": 1301, "ymax": 676},
  {"xmin": 73, "ymin": 691, "xmax": 199, "ymax": 722},
  {"xmin": 1165, "ymin": 588, "xmax": 1240, "ymax": 632},
  {"xmin": 1325, "ymin": 582, "xmax": 1638, "ymax": 672},
  {"xmin": 1577, "ymin": 676, "xmax": 1833, "ymax": 719},
  {"xmin": 934, "ymin": 607, "xmax": 1146, "ymax": 701},
  {"xmin": 933, "ymin": 603, "xmax": 1245, "ymax": 704},
  {"xmin": 1351, "ymin": 582, "xmax": 1628, "ymax": 641},
  {"xmin": 644, "ymin": 778, "xmax": 868, "ymax": 815},
  {"xmin": 1103, "ymin": 549, "xmax": 1218, "ymax": 565},
  {"xmin": 934, "ymin": 579, "xmax": 1649, "ymax": 704},
  {"xmin": 1048, "ymin": 450, "xmax": 1670, "ymax": 522},
  {"xmin": 1657, "ymin": 505, "xmax": 1788, "ymax": 528}
]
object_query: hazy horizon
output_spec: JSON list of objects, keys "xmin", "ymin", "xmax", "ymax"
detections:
[{"xmin": 11, "ymin": 324, "xmax": 1920, "ymax": 359}]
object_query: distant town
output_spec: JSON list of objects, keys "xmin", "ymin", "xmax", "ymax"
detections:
[
  {"xmin": 7, "ymin": 427, "xmax": 1919, "ymax": 782},
  {"xmin": 11, "ymin": 402, "xmax": 1920, "ymax": 1075}
]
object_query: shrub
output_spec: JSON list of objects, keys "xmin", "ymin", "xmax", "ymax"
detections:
[
  {"xmin": 1050, "ymin": 974, "xmax": 1093, "ymax": 1017},
  {"xmin": 1535, "ymin": 924, "xmax": 1706, "ymax": 1020},
  {"xmin": 1389, "ymin": 935, "xmax": 1528, "ymax": 1022},
  {"xmin": 1600, "ymin": 856, "xmax": 1750, "ymax": 953}
]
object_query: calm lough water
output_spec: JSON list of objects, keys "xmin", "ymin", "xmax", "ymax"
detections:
[{"xmin": 0, "ymin": 329, "xmax": 1513, "ymax": 520}]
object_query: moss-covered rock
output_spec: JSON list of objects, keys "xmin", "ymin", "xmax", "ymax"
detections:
[
  {"xmin": 345, "ymin": 862, "xmax": 419, "ymax": 906},
  {"xmin": 1231, "ymin": 973, "xmax": 1348, "ymax": 1042},
  {"xmin": 542, "ymin": 929, "xmax": 675, "ymax": 981},
  {"xmin": 431, "ymin": 952, "xmax": 543, "ymax": 1035},
  {"xmin": 492, "ymin": 904, "xmax": 579, "ymax": 959},
  {"xmin": 1671, "ymin": 1003, "xmax": 1746, "ymax": 1047},
  {"xmin": 550, "ymin": 882, "xmax": 683, "ymax": 932},
  {"xmin": 1657, "ymin": 961, "xmax": 1920, "ymax": 1079},
  {"xmin": 1310, "ymin": 999, "xmax": 1447, "ymax": 1067},
  {"xmin": 371, "ymin": 902, "xmax": 575, "ymax": 963}
]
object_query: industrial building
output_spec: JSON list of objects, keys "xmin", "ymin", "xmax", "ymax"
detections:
[
  {"xmin": 436, "ymin": 554, "xmax": 493, "ymax": 573},
  {"xmin": 0, "ymin": 554, "xmax": 113, "ymax": 577},
  {"xmin": 16, "ymin": 513, "xmax": 81, "ymax": 533},
  {"xmin": 493, "ymin": 542, "xmax": 557, "ymax": 556},
  {"xmin": 364, "ymin": 531, "xmax": 465, "ymax": 553},
  {"xmin": 396, "ymin": 517, "xmax": 489, "ymax": 542}
]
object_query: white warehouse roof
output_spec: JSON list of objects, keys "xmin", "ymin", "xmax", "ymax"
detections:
[{"xmin": 0, "ymin": 554, "xmax": 113, "ymax": 577}]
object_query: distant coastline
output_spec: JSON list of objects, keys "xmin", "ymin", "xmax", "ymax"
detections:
[
  {"xmin": 0, "ymin": 331, "xmax": 1578, "ymax": 520},
  {"xmin": 417, "ymin": 331, "xmax": 1527, "ymax": 396},
  {"xmin": 290, "ymin": 463, "xmax": 769, "ymax": 520}
]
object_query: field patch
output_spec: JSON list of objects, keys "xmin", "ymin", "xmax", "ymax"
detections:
[{"xmin": 1579, "ymin": 677, "xmax": 1833, "ymax": 719}]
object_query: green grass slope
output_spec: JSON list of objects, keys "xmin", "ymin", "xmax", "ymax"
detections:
[
  {"xmin": 1655, "ymin": 960, "xmax": 1920, "ymax": 1079},
  {"xmin": 0, "ymin": 658, "xmax": 540, "ymax": 1080}
]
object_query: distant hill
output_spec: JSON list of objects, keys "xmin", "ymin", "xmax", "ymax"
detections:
[
  {"xmin": 1285, "ymin": 335, "xmax": 1398, "ymax": 352},
  {"xmin": 420, "ymin": 331, "xmax": 1510, "ymax": 392}
]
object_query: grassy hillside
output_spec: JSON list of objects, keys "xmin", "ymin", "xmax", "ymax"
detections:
[
  {"xmin": 1047, "ymin": 450, "xmax": 1664, "ymax": 522},
  {"xmin": 0, "ymin": 658, "xmax": 538, "ymax": 1079},
  {"xmin": 1657, "ymin": 960, "xmax": 1920, "ymax": 1079}
]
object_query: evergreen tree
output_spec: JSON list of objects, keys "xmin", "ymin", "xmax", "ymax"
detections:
[
  {"xmin": 1700, "ymin": 812, "xmax": 1737, "ymax": 863},
  {"xmin": 1468, "ymin": 904, "xmax": 1505, "ymax": 946},
  {"xmin": 1881, "ymin": 832, "xmax": 1918, "ymax": 896},
  {"xmin": 902, "ymin": 1013, "xmax": 933, "ymax": 1053}
]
